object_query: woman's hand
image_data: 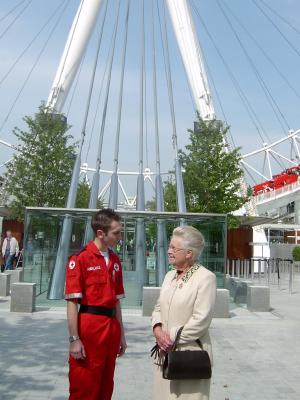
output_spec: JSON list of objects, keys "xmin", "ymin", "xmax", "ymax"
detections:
[
  {"xmin": 69, "ymin": 339, "xmax": 86, "ymax": 360},
  {"xmin": 118, "ymin": 334, "xmax": 127, "ymax": 357},
  {"xmin": 153, "ymin": 325, "xmax": 173, "ymax": 352}
]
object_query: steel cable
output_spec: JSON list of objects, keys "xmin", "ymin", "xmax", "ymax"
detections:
[
  {"xmin": 0, "ymin": 0, "xmax": 69, "ymax": 88},
  {"xmin": 191, "ymin": 0, "xmax": 268, "ymax": 145},
  {"xmin": 217, "ymin": 0, "xmax": 290, "ymax": 134},
  {"xmin": 221, "ymin": 1, "xmax": 300, "ymax": 103},
  {"xmin": 0, "ymin": 0, "xmax": 27, "ymax": 24},
  {"xmin": 0, "ymin": 0, "xmax": 70, "ymax": 134},
  {"xmin": 0, "ymin": 0, "xmax": 33, "ymax": 41},
  {"xmin": 252, "ymin": 0, "xmax": 300, "ymax": 58},
  {"xmin": 112, "ymin": 0, "xmax": 130, "ymax": 172}
]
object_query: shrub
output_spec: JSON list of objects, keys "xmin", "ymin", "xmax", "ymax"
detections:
[{"xmin": 292, "ymin": 245, "xmax": 300, "ymax": 261}]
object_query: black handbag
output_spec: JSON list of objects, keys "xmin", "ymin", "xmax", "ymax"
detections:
[{"xmin": 162, "ymin": 326, "xmax": 212, "ymax": 380}]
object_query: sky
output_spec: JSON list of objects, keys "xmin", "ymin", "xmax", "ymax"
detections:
[{"xmin": 1, "ymin": 0, "xmax": 300, "ymax": 201}]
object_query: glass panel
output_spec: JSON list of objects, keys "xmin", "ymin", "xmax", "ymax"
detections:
[{"xmin": 23, "ymin": 208, "xmax": 227, "ymax": 307}]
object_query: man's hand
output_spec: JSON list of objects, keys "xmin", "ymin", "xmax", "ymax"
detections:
[
  {"xmin": 153, "ymin": 325, "xmax": 173, "ymax": 352},
  {"xmin": 118, "ymin": 335, "xmax": 127, "ymax": 357},
  {"xmin": 69, "ymin": 339, "xmax": 86, "ymax": 360}
]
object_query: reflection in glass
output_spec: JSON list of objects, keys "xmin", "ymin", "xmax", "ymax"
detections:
[{"xmin": 24, "ymin": 208, "xmax": 227, "ymax": 307}]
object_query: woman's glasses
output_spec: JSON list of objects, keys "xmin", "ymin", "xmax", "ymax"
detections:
[{"xmin": 168, "ymin": 246, "xmax": 186, "ymax": 253}]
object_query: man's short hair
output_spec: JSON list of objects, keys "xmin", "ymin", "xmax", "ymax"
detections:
[{"xmin": 91, "ymin": 208, "xmax": 121, "ymax": 234}]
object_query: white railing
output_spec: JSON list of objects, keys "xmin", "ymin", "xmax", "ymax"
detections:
[
  {"xmin": 253, "ymin": 178, "xmax": 300, "ymax": 205},
  {"xmin": 226, "ymin": 258, "xmax": 299, "ymax": 294}
]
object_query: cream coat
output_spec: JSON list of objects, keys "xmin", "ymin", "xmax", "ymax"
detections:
[{"xmin": 151, "ymin": 264, "xmax": 216, "ymax": 400}]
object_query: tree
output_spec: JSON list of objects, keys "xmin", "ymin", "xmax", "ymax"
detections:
[
  {"xmin": 292, "ymin": 245, "xmax": 300, "ymax": 262},
  {"xmin": 0, "ymin": 176, "xmax": 9, "ymax": 206},
  {"xmin": 163, "ymin": 176, "xmax": 177, "ymax": 212},
  {"xmin": 75, "ymin": 180, "xmax": 104, "ymax": 209},
  {"xmin": 5, "ymin": 103, "xmax": 76, "ymax": 220},
  {"xmin": 164, "ymin": 114, "xmax": 248, "ymax": 226},
  {"xmin": 146, "ymin": 180, "xmax": 177, "ymax": 212},
  {"xmin": 76, "ymin": 181, "xmax": 91, "ymax": 209},
  {"xmin": 145, "ymin": 199, "xmax": 156, "ymax": 211}
]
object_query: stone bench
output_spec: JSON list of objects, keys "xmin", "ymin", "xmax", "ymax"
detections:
[
  {"xmin": 224, "ymin": 274, "xmax": 232, "ymax": 293},
  {"xmin": 6, "ymin": 268, "xmax": 24, "ymax": 288},
  {"xmin": 225, "ymin": 277, "xmax": 240, "ymax": 299},
  {"xmin": 225, "ymin": 276, "xmax": 242, "ymax": 298},
  {"xmin": 213, "ymin": 288, "xmax": 229, "ymax": 318},
  {"xmin": 225, "ymin": 277, "xmax": 271, "ymax": 311},
  {"xmin": 0, "ymin": 273, "xmax": 11, "ymax": 296},
  {"xmin": 234, "ymin": 280, "xmax": 252, "ymax": 304},
  {"xmin": 226, "ymin": 277, "xmax": 251, "ymax": 303},
  {"xmin": 142, "ymin": 287, "xmax": 160, "ymax": 317},
  {"xmin": 247, "ymin": 285, "xmax": 270, "ymax": 312},
  {"xmin": 142, "ymin": 287, "xmax": 230, "ymax": 318},
  {"xmin": 10, "ymin": 282, "xmax": 36, "ymax": 313}
]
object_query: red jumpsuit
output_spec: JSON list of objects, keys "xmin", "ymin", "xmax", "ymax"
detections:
[{"xmin": 65, "ymin": 241, "xmax": 125, "ymax": 400}]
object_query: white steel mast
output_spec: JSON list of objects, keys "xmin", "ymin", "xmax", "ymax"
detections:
[
  {"xmin": 166, "ymin": 0, "xmax": 268, "ymax": 265},
  {"xmin": 47, "ymin": 0, "xmax": 104, "ymax": 112},
  {"xmin": 48, "ymin": 0, "xmax": 104, "ymax": 299},
  {"xmin": 166, "ymin": 0, "xmax": 215, "ymax": 120}
]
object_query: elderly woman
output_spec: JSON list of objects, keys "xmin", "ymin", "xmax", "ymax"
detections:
[{"xmin": 151, "ymin": 226, "xmax": 216, "ymax": 400}]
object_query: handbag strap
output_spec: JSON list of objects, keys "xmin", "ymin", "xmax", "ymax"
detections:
[
  {"xmin": 172, "ymin": 326, "xmax": 184, "ymax": 350},
  {"xmin": 172, "ymin": 326, "xmax": 204, "ymax": 350}
]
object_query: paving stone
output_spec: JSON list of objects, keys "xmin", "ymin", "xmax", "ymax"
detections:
[{"xmin": 0, "ymin": 275, "xmax": 300, "ymax": 399}]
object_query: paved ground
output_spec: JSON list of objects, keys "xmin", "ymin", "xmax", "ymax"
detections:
[{"xmin": 1, "ymin": 277, "xmax": 300, "ymax": 400}]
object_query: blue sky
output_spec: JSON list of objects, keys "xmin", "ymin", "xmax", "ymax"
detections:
[{"xmin": 1, "ymin": 0, "xmax": 300, "ymax": 197}]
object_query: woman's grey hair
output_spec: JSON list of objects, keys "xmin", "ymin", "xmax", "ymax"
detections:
[{"xmin": 172, "ymin": 226, "xmax": 205, "ymax": 261}]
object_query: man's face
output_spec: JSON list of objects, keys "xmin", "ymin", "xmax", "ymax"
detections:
[
  {"xmin": 98, "ymin": 221, "xmax": 122, "ymax": 248},
  {"xmin": 6, "ymin": 231, "xmax": 12, "ymax": 239}
]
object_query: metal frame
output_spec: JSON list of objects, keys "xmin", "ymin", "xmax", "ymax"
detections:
[
  {"xmin": 242, "ymin": 129, "xmax": 300, "ymax": 181},
  {"xmin": 25, "ymin": 206, "xmax": 227, "ymax": 219}
]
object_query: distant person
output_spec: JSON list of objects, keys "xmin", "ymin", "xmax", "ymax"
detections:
[
  {"xmin": 26, "ymin": 236, "xmax": 34, "ymax": 263},
  {"xmin": 65, "ymin": 208, "xmax": 127, "ymax": 400},
  {"xmin": 0, "ymin": 235, "xmax": 4, "ymax": 272},
  {"xmin": 2, "ymin": 230, "xmax": 19, "ymax": 271},
  {"xmin": 152, "ymin": 226, "xmax": 216, "ymax": 400}
]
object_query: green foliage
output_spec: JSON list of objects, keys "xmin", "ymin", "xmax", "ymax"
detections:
[
  {"xmin": 4, "ymin": 103, "xmax": 76, "ymax": 220},
  {"xmin": 75, "ymin": 181, "xmax": 91, "ymax": 209},
  {"xmin": 163, "ymin": 114, "xmax": 248, "ymax": 228},
  {"xmin": 147, "ymin": 176, "xmax": 177, "ymax": 212},
  {"xmin": 292, "ymin": 245, "xmax": 300, "ymax": 261},
  {"xmin": 145, "ymin": 199, "xmax": 156, "ymax": 211},
  {"xmin": 164, "ymin": 176, "xmax": 177, "ymax": 212},
  {"xmin": 227, "ymin": 214, "xmax": 240, "ymax": 229},
  {"xmin": 75, "ymin": 180, "xmax": 104, "ymax": 209},
  {"xmin": 247, "ymin": 185, "xmax": 254, "ymax": 197}
]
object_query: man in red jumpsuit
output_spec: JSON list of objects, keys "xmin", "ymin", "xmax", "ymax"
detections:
[{"xmin": 65, "ymin": 208, "xmax": 127, "ymax": 400}]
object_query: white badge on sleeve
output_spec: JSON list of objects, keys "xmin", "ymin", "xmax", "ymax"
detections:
[{"xmin": 114, "ymin": 263, "xmax": 120, "ymax": 272}]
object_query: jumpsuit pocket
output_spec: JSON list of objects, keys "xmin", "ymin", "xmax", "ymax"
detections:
[
  {"xmin": 85, "ymin": 269, "xmax": 108, "ymax": 298},
  {"xmin": 86, "ymin": 270, "xmax": 107, "ymax": 286}
]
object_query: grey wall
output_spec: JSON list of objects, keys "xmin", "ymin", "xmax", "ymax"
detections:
[{"xmin": 269, "ymin": 243, "xmax": 295, "ymax": 259}]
